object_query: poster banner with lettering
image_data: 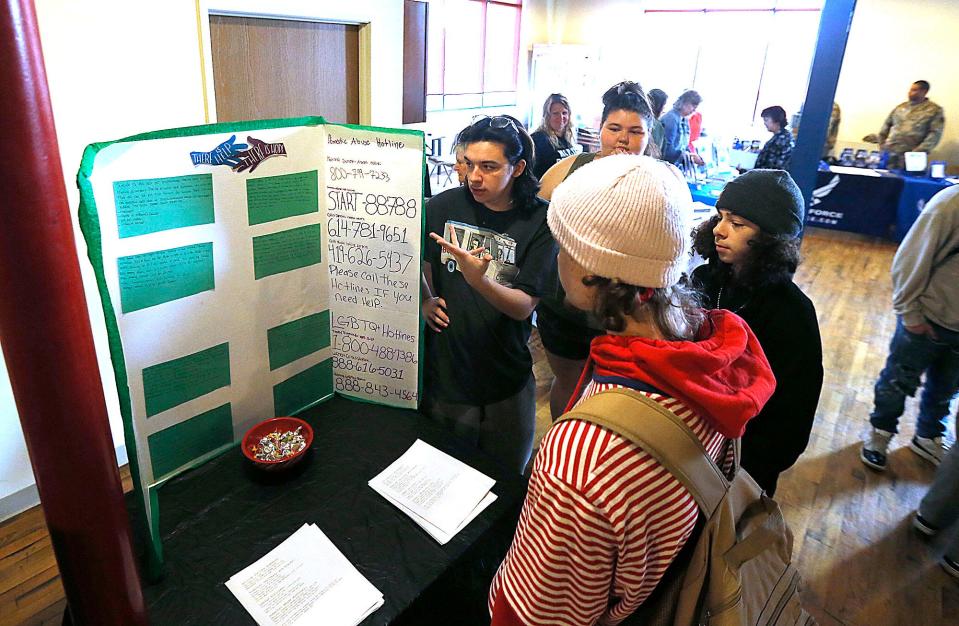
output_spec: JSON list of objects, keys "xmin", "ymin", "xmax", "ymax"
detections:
[{"xmin": 77, "ymin": 117, "xmax": 424, "ymax": 572}]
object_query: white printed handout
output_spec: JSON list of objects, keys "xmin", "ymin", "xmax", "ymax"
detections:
[
  {"xmin": 226, "ymin": 523, "xmax": 383, "ymax": 626},
  {"xmin": 368, "ymin": 440, "xmax": 496, "ymax": 543}
]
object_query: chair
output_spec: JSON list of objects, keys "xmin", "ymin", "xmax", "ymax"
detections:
[{"xmin": 426, "ymin": 135, "xmax": 455, "ymax": 186}]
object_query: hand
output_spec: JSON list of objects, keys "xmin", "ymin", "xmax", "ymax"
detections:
[
  {"xmin": 904, "ymin": 322, "xmax": 938, "ymax": 339},
  {"xmin": 429, "ymin": 224, "xmax": 492, "ymax": 287},
  {"xmin": 422, "ymin": 296, "xmax": 449, "ymax": 332},
  {"xmin": 233, "ymin": 136, "xmax": 287, "ymax": 173},
  {"xmin": 691, "ymin": 153, "xmax": 705, "ymax": 166},
  {"xmin": 190, "ymin": 134, "xmax": 248, "ymax": 167}
]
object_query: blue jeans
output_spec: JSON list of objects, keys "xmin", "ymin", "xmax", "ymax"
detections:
[{"xmin": 870, "ymin": 318, "xmax": 959, "ymax": 438}]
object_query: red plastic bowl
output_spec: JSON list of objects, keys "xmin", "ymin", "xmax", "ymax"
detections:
[{"xmin": 241, "ymin": 417, "xmax": 313, "ymax": 471}]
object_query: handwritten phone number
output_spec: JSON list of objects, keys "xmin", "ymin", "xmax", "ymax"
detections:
[
  {"xmin": 335, "ymin": 375, "xmax": 417, "ymax": 401},
  {"xmin": 333, "ymin": 337, "xmax": 417, "ymax": 363},
  {"xmin": 333, "ymin": 356, "xmax": 406, "ymax": 380},
  {"xmin": 329, "ymin": 166, "xmax": 391, "ymax": 183},
  {"xmin": 327, "ymin": 242, "xmax": 415, "ymax": 274},
  {"xmin": 327, "ymin": 217, "xmax": 408, "ymax": 243}
]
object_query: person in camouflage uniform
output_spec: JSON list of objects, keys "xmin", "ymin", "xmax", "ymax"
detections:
[{"xmin": 878, "ymin": 80, "xmax": 945, "ymax": 169}]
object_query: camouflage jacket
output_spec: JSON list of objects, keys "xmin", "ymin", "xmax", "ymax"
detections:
[{"xmin": 879, "ymin": 99, "xmax": 945, "ymax": 155}]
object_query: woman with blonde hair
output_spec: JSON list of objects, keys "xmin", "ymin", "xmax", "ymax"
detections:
[{"xmin": 530, "ymin": 93, "xmax": 578, "ymax": 179}]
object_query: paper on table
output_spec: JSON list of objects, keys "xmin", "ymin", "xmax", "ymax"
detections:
[
  {"xmin": 376, "ymin": 488, "xmax": 497, "ymax": 544},
  {"xmin": 226, "ymin": 524, "xmax": 383, "ymax": 626},
  {"xmin": 829, "ymin": 165, "xmax": 881, "ymax": 177},
  {"xmin": 368, "ymin": 439, "xmax": 495, "ymax": 536}
]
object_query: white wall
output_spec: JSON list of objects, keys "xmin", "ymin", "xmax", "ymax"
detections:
[
  {"xmin": 834, "ymin": 0, "xmax": 959, "ymax": 167},
  {"xmin": 1, "ymin": 0, "xmax": 407, "ymax": 521}
]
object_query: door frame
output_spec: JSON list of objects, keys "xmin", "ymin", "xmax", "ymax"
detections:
[{"xmin": 196, "ymin": 0, "xmax": 380, "ymax": 125}]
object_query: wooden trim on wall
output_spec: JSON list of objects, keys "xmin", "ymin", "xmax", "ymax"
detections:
[{"xmin": 402, "ymin": 0, "xmax": 428, "ymax": 124}]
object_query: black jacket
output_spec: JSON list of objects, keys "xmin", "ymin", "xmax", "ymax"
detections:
[{"xmin": 691, "ymin": 264, "xmax": 824, "ymax": 496}]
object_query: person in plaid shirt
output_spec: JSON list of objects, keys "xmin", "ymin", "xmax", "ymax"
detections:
[{"xmin": 754, "ymin": 105, "xmax": 794, "ymax": 170}]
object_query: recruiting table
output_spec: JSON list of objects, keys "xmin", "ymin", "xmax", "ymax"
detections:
[
  {"xmin": 805, "ymin": 166, "xmax": 954, "ymax": 239},
  {"xmin": 131, "ymin": 396, "xmax": 527, "ymax": 625}
]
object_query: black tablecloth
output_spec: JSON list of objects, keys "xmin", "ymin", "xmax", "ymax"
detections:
[{"xmin": 136, "ymin": 396, "xmax": 527, "ymax": 625}]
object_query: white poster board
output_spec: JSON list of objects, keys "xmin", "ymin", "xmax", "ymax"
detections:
[{"xmin": 77, "ymin": 117, "xmax": 424, "ymax": 570}]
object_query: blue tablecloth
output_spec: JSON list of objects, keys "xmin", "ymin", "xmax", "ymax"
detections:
[
  {"xmin": 806, "ymin": 168, "xmax": 903, "ymax": 238},
  {"xmin": 894, "ymin": 174, "xmax": 954, "ymax": 241},
  {"xmin": 688, "ymin": 181, "xmax": 726, "ymax": 206}
]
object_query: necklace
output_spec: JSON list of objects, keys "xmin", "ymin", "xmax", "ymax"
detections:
[{"xmin": 717, "ymin": 284, "xmax": 749, "ymax": 313}]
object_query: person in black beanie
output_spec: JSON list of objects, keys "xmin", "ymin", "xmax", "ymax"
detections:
[{"xmin": 690, "ymin": 169, "xmax": 823, "ymax": 496}]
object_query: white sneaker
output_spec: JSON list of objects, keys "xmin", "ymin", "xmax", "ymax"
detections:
[
  {"xmin": 910, "ymin": 436, "xmax": 948, "ymax": 466},
  {"xmin": 861, "ymin": 428, "xmax": 894, "ymax": 471}
]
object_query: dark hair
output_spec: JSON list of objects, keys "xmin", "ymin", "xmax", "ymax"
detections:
[
  {"xmin": 761, "ymin": 105, "xmax": 788, "ymax": 128},
  {"xmin": 535, "ymin": 93, "xmax": 574, "ymax": 148},
  {"xmin": 672, "ymin": 89, "xmax": 703, "ymax": 111},
  {"xmin": 601, "ymin": 81, "xmax": 654, "ymax": 126},
  {"xmin": 691, "ymin": 214, "xmax": 801, "ymax": 289},
  {"xmin": 914, "ymin": 80, "xmax": 930, "ymax": 92},
  {"xmin": 648, "ymin": 88, "xmax": 668, "ymax": 119},
  {"xmin": 600, "ymin": 81, "xmax": 660, "ymax": 158},
  {"xmin": 458, "ymin": 115, "xmax": 540, "ymax": 209},
  {"xmin": 581, "ymin": 276, "xmax": 704, "ymax": 341}
]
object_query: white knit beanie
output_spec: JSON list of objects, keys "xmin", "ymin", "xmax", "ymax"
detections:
[{"xmin": 548, "ymin": 154, "xmax": 693, "ymax": 288}]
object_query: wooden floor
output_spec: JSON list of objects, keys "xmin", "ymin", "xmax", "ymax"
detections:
[{"xmin": 2, "ymin": 227, "xmax": 958, "ymax": 625}]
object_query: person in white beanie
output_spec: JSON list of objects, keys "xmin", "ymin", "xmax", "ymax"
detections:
[{"xmin": 488, "ymin": 155, "xmax": 775, "ymax": 626}]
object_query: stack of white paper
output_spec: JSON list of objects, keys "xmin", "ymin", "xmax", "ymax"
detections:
[
  {"xmin": 368, "ymin": 439, "xmax": 497, "ymax": 544},
  {"xmin": 226, "ymin": 524, "xmax": 383, "ymax": 626}
]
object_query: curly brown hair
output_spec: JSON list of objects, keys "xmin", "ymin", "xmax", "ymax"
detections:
[
  {"xmin": 581, "ymin": 276, "xmax": 704, "ymax": 341},
  {"xmin": 690, "ymin": 214, "xmax": 801, "ymax": 289}
]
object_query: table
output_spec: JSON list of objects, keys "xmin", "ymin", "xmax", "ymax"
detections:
[
  {"xmin": 135, "ymin": 397, "xmax": 527, "ymax": 625},
  {"xmin": 804, "ymin": 167, "xmax": 956, "ymax": 240},
  {"xmin": 688, "ymin": 180, "xmax": 725, "ymax": 207},
  {"xmin": 805, "ymin": 167, "xmax": 904, "ymax": 238},
  {"xmin": 894, "ymin": 174, "xmax": 954, "ymax": 241}
]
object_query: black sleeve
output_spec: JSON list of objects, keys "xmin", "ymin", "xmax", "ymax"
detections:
[
  {"xmin": 531, "ymin": 132, "xmax": 557, "ymax": 180},
  {"xmin": 423, "ymin": 193, "xmax": 449, "ymax": 268},
  {"xmin": 741, "ymin": 288, "xmax": 824, "ymax": 482},
  {"xmin": 510, "ymin": 210, "xmax": 557, "ymax": 299}
]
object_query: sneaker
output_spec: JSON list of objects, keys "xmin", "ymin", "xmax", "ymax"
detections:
[
  {"xmin": 910, "ymin": 436, "xmax": 949, "ymax": 466},
  {"xmin": 913, "ymin": 511, "xmax": 938, "ymax": 537},
  {"xmin": 942, "ymin": 556, "xmax": 959, "ymax": 580},
  {"xmin": 861, "ymin": 427, "xmax": 894, "ymax": 471}
]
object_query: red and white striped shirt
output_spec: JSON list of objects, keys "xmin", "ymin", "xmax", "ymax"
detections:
[{"xmin": 489, "ymin": 381, "xmax": 730, "ymax": 626}]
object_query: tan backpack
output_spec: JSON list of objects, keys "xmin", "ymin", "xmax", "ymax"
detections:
[{"xmin": 557, "ymin": 388, "xmax": 815, "ymax": 626}]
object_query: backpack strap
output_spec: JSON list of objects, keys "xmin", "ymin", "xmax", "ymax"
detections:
[{"xmin": 556, "ymin": 387, "xmax": 730, "ymax": 517}]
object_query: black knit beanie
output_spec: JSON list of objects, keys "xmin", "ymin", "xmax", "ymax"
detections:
[{"xmin": 715, "ymin": 169, "xmax": 805, "ymax": 237}]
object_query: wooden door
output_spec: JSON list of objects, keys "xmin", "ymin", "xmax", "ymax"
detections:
[{"xmin": 210, "ymin": 15, "xmax": 359, "ymax": 123}]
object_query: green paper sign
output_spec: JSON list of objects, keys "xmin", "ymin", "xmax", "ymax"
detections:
[
  {"xmin": 247, "ymin": 170, "xmax": 319, "ymax": 225},
  {"xmin": 118, "ymin": 242, "xmax": 215, "ymax": 313},
  {"xmin": 252, "ymin": 224, "xmax": 321, "ymax": 279},
  {"xmin": 267, "ymin": 310, "xmax": 331, "ymax": 371},
  {"xmin": 147, "ymin": 403, "xmax": 233, "ymax": 478},
  {"xmin": 142, "ymin": 343, "xmax": 231, "ymax": 417},
  {"xmin": 273, "ymin": 359, "xmax": 333, "ymax": 416},
  {"xmin": 114, "ymin": 174, "xmax": 215, "ymax": 238}
]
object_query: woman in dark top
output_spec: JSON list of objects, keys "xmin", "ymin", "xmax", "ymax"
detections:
[
  {"xmin": 530, "ymin": 93, "xmax": 578, "ymax": 180},
  {"xmin": 536, "ymin": 81, "xmax": 658, "ymax": 418},
  {"xmin": 754, "ymin": 105, "xmax": 795, "ymax": 170},
  {"xmin": 690, "ymin": 168, "xmax": 824, "ymax": 496}
]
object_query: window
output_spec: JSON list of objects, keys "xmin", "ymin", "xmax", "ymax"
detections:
[
  {"xmin": 426, "ymin": 0, "xmax": 523, "ymax": 111},
  {"xmin": 638, "ymin": 2, "xmax": 822, "ymax": 138}
]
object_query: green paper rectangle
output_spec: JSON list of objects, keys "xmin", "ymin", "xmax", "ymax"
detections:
[
  {"xmin": 273, "ymin": 359, "xmax": 333, "ymax": 416},
  {"xmin": 147, "ymin": 403, "xmax": 233, "ymax": 478},
  {"xmin": 247, "ymin": 170, "xmax": 319, "ymax": 225},
  {"xmin": 267, "ymin": 310, "xmax": 331, "ymax": 371},
  {"xmin": 142, "ymin": 343, "xmax": 231, "ymax": 417},
  {"xmin": 118, "ymin": 242, "xmax": 214, "ymax": 313},
  {"xmin": 113, "ymin": 174, "xmax": 215, "ymax": 238},
  {"xmin": 252, "ymin": 224, "xmax": 321, "ymax": 280}
]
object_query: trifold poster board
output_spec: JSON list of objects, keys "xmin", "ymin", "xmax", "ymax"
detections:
[{"xmin": 77, "ymin": 117, "xmax": 425, "ymax": 574}]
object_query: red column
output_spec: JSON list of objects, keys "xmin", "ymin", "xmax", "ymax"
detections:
[{"xmin": 0, "ymin": 1, "xmax": 147, "ymax": 624}]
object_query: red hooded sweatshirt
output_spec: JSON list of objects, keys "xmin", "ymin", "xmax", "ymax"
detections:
[{"xmin": 574, "ymin": 309, "xmax": 776, "ymax": 444}]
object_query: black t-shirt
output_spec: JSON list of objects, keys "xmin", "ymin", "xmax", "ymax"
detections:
[
  {"xmin": 424, "ymin": 187, "xmax": 556, "ymax": 405},
  {"xmin": 531, "ymin": 130, "xmax": 578, "ymax": 179},
  {"xmin": 690, "ymin": 263, "xmax": 824, "ymax": 495}
]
